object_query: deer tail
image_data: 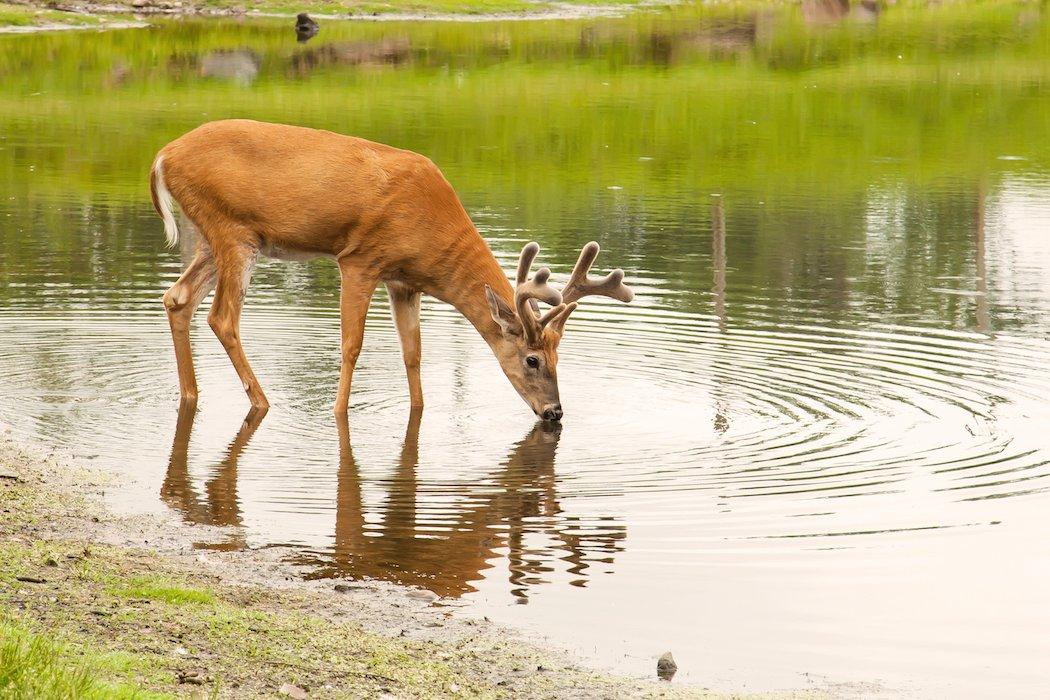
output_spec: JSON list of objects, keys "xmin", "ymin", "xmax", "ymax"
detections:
[{"xmin": 150, "ymin": 154, "xmax": 179, "ymax": 248}]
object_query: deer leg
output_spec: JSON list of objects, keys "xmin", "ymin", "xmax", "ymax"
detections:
[
  {"xmin": 334, "ymin": 259, "xmax": 378, "ymax": 416},
  {"xmin": 208, "ymin": 246, "xmax": 269, "ymax": 410},
  {"xmin": 386, "ymin": 281, "xmax": 424, "ymax": 408},
  {"xmin": 163, "ymin": 248, "xmax": 217, "ymax": 404}
]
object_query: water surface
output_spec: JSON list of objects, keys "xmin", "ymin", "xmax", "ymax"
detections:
[{"xmin": 2, "ymin": 5, "xmax": 1050, "ymax": 696}]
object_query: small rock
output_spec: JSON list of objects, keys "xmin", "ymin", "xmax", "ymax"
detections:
[
  {"xmin": 15, "ymin": 576, "xmax": 46, "ymax": 584},
  {"xmin": 334, "ymin": 583, "xmax": 363, "ymax": 593},
  {"xmin": 0, "ymin": 472, "xmax": 21, "ymax": 481},
  {"xmin": 178, "ymin": 671, "xmax": 206, "ymax": 685},
  {"xmin": 407, "ymin": 589, "xmax": 438, "ymax": 602},
  {"xmin": 657, "ymin": 651, "xmax": 677, "ymax": 681},
  {"xmin": 278, "ymin": 683, "xmax": 308, "ymax": 699}
]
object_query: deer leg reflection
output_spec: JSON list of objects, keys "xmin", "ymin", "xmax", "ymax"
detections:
[
  {"xmin": 333, "ymin": 408, "xmax": 422, "ymax": 577},
  {"xmin": 161, "ymin": 406, "xmax": 267, "ymax": 550},
  {"xmin": 327, "ymin": 415, "xmax": 623, "ymax": 600}
]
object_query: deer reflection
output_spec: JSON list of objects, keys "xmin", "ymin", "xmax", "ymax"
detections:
[
  {"xmin": 317, "ymin": 412, "xmax": 625, "ymax": 600},
  {"xmin": 162, "ymin": 406, "xmax": 625, "ymax": 599},
  {"xmin": 161, "ymin": 405, "xmax": 266, "ymax": 551}
]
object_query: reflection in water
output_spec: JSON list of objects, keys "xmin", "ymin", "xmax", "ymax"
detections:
[
  {"xmin": 288, "ymin": 37, "xmax": 411, "ymax": 76},
  {"xmin": 159, "ymin": 405, "xmax": 625, "ymax": 599},
  {"xmin": 161, "ymin": 405, "xmax": 268, "ymax": 551},
  {"xmin": 312, "ymin": 412, "xmax": 624, "ymax": 600},
  {"xmin": 199, "ymin": 50, "xmax": 260, "ymax": 86}
]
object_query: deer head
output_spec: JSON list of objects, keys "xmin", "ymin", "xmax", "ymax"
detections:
[{"xmin": 485, "ymin": 241, "xmax": 634, "ymax": 421}]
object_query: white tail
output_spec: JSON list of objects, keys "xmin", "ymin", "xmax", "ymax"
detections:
[{"xmin": 151, "ymin": 155, "xmax": 179, "ymax": 247}]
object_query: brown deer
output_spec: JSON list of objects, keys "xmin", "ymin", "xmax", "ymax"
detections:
[{"xmin": 150, "ymin": 120, "xmax": 633, "ymax": 420}]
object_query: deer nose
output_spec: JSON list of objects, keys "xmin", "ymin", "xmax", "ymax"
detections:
[{"xmin": 541, "ymin": 404, "xmax": 563, "ymax": 422}]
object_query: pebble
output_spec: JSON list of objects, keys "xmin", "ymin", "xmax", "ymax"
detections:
[
  {"xmin": 656, "ymin": 651, "xmax": 677, "ymax": 681},
  {"xmin": 278, "ymin": 683, "xmax": 308, "ymax": 699}
]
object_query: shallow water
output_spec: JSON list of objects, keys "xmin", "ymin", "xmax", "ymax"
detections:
[{"xmin": 3, "ymin": 5, "xmax": 1050, "ymax": 695}]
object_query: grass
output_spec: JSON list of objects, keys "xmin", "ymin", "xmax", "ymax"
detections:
[
  {"xmin": 0, "ymin": 0, "xmax": 650, "ymax": 28},
  {"xmin": 115, "ymin": 576, "xmax": 218, "ymax": 605},
  {"xmin": 0, "ymin": 2, "xmax": 115, "ymax": 27},
  {"xmin": 0, "ymin": 620, "xmax": 163, "ymax": 699}
]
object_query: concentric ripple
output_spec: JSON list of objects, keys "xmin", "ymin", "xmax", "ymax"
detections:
[{"xmin": 3, "ymin": 223, "xmax": 1050, "ymax": 694}]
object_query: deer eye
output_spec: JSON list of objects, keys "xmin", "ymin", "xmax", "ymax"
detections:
[{"xmin": 525, "ymin": 355, "xmax": 540, "ymax": 369}]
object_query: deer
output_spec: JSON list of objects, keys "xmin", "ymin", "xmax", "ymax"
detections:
[{"xmin": 149, "ymin": 119, "xmax": 634, "ymax": 421}]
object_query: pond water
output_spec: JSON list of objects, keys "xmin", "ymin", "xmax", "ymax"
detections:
[{"xmin": 2, "ymin": 4, "xmax": 1050, "ymax": 695}]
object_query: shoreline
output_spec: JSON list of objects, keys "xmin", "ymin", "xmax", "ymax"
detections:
[
  {"xmin": 0, "ymin": 0, "xmax": 652, "ymax": 31},
  {"xmin": 0, "ymin": 429, "xmax": 708, "ymax": 698}
]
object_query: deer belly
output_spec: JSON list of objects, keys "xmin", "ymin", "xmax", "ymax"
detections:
[{"xmin": 260, "ymin": 243, "xmax": 332, "ymax": 262}]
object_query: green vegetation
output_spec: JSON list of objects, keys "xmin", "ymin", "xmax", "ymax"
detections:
[
  {"xmin": 0, "ymin": 621, "xmax": 157, "ymax": 699},
  {"xmin": 114, "ymin": 576, "xmax": 218, "ymax": 605},
  {"xmin": 1, "ymin": 0, "xmax": 650, "ymax": 28},
  {"xmin": 1, "ymin": 2, "xmax": 1048, "ymax": 330},
  {"xmin": 0, "ymin": 2, "xmax": 116, "ymax": 27}
]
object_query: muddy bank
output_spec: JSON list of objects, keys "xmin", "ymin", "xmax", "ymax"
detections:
[{"xmin": 0, "ymin": 431, "xmax": 715, "ymax": 698}]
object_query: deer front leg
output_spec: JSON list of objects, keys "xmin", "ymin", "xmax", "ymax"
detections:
[
  {"xmin": 163, "ymin": 248, "xmax": 217, "ymax": 404},
  {"xmin": 208, "ymin": 246, "xmax": 269, "ymax": 410},
  {"xmin": 386, "ymin": 281, "xmax": 424, "ymax": 408},
  {"xmin": 334, "ymin": 259, "xmax": 379, "ymax": 416}
]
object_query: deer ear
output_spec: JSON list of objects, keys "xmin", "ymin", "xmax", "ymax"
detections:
[{"xmin": 485, "ymin": 285, "xmax": 523, "ymax": 337}]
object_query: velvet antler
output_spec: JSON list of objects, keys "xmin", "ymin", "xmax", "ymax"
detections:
[{"xmin": 514, "ymin": 242, "xmax": 565, "ymax": 345}]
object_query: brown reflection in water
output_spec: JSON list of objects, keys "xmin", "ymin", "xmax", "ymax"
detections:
[
  {"xmin": 318, "ymin": 412, "xmax": 625, "ymax": 600},
  {"xmin": 288, "ymin": 38, "xmax": 411, "ymax": 77},
  {"xmin": 161, "ymin": 404, "xmax": 267, "ymax": 551},
  {"xmin": 802, "ymin": 0, "xmax": 879, "ymax": 25},
  {"xmin": 161, "ymin": 406, "xmax": 625, "ymax": 598}
]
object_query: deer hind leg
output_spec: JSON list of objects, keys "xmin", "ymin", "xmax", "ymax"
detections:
[
  {"xmin": 208, "ymin": 245, "xmax": 269, "ymax": 410},
  {"xmin": 163, "ymin": 247, "xmax": 217, "ymax": 404},
  {"xmin": 386, "ymin": 281, "xmax": 424, "ymax": 408},
  {"xmin": 334, "ymin": 258, "xmax": 379, "ymax": 416}
]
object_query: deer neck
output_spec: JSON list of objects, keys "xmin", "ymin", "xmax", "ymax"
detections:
[{"xmin": 430, "ymin": 232, "xmax": 515, "ymax": 350}]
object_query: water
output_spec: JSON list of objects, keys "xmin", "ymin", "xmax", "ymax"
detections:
[{"xmin": 2, "ymin": 5, "xmax": 1050, "ymax": 695}]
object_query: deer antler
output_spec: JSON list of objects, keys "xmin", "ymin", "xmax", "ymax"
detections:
[
  {"xmin": 560, "ymin": 241, "xmax": 634, "ymax": 304},
  {"xmin": 515, "ymin": 242, "xmax": 564, "ymax": 345}
]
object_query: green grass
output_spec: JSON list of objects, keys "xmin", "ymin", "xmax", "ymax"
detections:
[
  {"xmin": 1, "ymin": 0, "xmax": 650, "ymax": 27},
  {"xmin": 115, "ymin": 576, "xmax": 218, "ymax": 605},
  {"xmin": 0, "ymin": 621, "xmax": 163, "ymax": 699},
  {"xmin": 0, "ymin": 2, "xmax": 111, "ymax": 27}
]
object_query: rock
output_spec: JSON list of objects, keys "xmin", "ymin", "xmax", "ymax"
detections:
[
  {"xmin": 15, "ymin": 576, "xmax": 46, "ymax": 584},
  {"xmin": 130, "ymin": 0, "xmax": 149, "ymax": 7},
  {"xmin": 656, "ymin": 651, "xmax": 677, "ymax": 681},
  {"xmin": 279, "ymin": 683, "xmax": 308, "ymax": 699},
  {"xmin": 407, "ymin": 589, "xmax": 438, "ymax": 602},
  {"xmin": 178, "ymin": 671, "xmax": 206, "ymax": 685}
]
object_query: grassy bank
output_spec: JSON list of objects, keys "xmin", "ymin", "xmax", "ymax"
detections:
[
  {"xmin": 0, "ymin": 0, "xmax": 652, "ymax": 29},
  {"xmin": 0, "ymin": 439, "xmax": 703, "ymax": 698}
]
